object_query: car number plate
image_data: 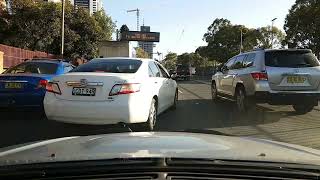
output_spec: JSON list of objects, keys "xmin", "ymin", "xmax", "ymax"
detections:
[
  {"xmin": 72, "ymin": 87, "xmax": 96, "ymax": 96},
  {"xmin": 5, "ymin": 82, "xmax": 23, "ymax": 89},
  {"xmin": 287, "ymin": 76, "xmax": 306, "ymax": 84}
]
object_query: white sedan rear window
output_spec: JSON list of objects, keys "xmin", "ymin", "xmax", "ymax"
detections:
[{"xmin": 71, "ymin": 59, "xmax": 142, "ymax": 73}]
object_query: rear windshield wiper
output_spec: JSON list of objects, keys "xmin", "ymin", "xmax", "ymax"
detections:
[{"xmin": 291, "ymin": 63, "xmax": 313, "ymax": 67}]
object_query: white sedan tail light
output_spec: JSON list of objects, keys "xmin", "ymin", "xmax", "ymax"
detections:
[
  {"xmin": 109, "ymin": 83, "xmax": 141, "ymax": 96},
  {"xmin": 46, "ymin": 82, "xmax": 62, "ymax": 95}
]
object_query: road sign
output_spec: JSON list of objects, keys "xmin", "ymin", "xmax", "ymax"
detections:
[{"xmin": 121, "ymin": 31, "xmax": 160, "ymax": 42}]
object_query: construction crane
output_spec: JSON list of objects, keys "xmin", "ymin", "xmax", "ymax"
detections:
[{"xmin": 127, "ymin": 8, "xmax": 140, "ymax": 31}]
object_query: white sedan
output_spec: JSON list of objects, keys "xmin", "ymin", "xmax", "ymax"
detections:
[{"xmin": 44, "ymin": 58, "xmax": 178, "ymax": 130}]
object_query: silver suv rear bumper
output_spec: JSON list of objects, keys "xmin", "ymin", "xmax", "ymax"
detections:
[
  {"xmin": 253, "ymin": 92, "xmax": 320, "ymax": 105},
  {"xmin": 253, "ymin": 81, "xmax": 320, "ymax": 105}
]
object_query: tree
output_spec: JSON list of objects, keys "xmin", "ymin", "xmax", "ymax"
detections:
[
  {"xmin": 201, "ymin": 18, "xmax": 286, "ymax": 63},
  {"xmin": 93, "ymin": 10, "xmax": 114, "ymax": 41},
  {"xmin": 177, "ymin": 52, "xmax": 207, "ymax": 67},
  {"xmin": 120, "ymin": 24, "xmax": 129, "ymax": 33},
  {"xmin": 203, "ymin": 18, "xmax": 231, "ymax": 43},
  {"xmin": 0, "ymin": 0, "xmax": 9, "ymax": 41},
  {"xmin": 1, "ymin": 0, "xmax": 59, "ymax": 50},
  {"xmin": 257, "ymin": 26, "xmax": 285, "ymax": 49},
  {"xmin": 284, "ymin": 0, "xmax": 320, "ymax": 56},
  {"xmin": 162, "ymin": 52, "xmax": 177, "ymax": 70},
  {"xmin": 135, "ymin": 47, "xmax": 149, "ymax": 58},
  {"xmin": 203, "ymin": 21, "xmax": 259, "ymax": 62},
  {"xmin": 0, "ymin": 0, "xmax": 114, "ymax": 58}
]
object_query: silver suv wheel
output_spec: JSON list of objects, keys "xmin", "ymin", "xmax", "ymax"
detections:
[
  {"xmin": 211, "ymin": 82, "xmax": 218, "ymax": 101},
  {"xmin": 236, "ymin": 88, "xmax": 247, "ymax": 112}
]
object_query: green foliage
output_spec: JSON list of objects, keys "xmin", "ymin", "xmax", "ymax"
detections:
[
  {"xmin": 177, "ymin": 52, "xmax": 208, "ymax": 68},
  {"xmin": 162, "ymin": 52, "xmax": 177, "ymax": 70},
  {"xmin": 0, "ymin": 0, "xmax": 114, "ymax": 58},
  {"xmin": 201, "ymin": 18, "xmax": 286, "ymax": 63},
  {"xmin": 135, "ymin": 47, "xmax": 149, "ymax": 58},
  {"xmin": 284, "ymin": 0, "xmax": 320, "ymax": 55},
  {"xmin": 0, "ymin": 1, "xmax": 9, "ymax": 41},
  {"xmin": 93, "ymin": 10, "xmax": 114, "ymax": 41},
  {"xmin": 257, "ymin": 26, "xmax": 285, "ymax": 49},
  {"xmin": 120, "ymin": 24, "xmax": 129, "ymax": 33}
]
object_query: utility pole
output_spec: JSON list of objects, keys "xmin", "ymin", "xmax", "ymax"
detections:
[
  {"xmin": 127, "ymin": 8, "xmax": 140, "ymax": 31},
  {"xmin": 114, "ymin": 20, "xmax": 119, "ymax": 41},
  {"xmin": 240, "ymin": 28, "xmax": 243, "ymax": 53},
  {"xmin": 271, "ymin": 18, "xmax": 277, "ymax": 49},
  {"xmin": 61, "ymin": 0, "xmax": 65, "ymax": 57}
]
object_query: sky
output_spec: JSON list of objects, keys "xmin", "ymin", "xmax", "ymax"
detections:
[{"xmin": 103, "ymin": 0, "xmax": 296, "ymax": 58}]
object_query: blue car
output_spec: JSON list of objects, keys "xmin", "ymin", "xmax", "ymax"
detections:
[{"xmin": 0, "ymin": 59, "xmax": 74, "ymax": 108}]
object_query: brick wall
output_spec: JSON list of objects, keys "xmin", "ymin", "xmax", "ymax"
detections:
[
  {"xmin": 0, "ymin": 44, "xmax": 56, "ymax": 68},
  {"xmin": 0, "ymin": 51, "xmax": 3, "ymax": 73}
]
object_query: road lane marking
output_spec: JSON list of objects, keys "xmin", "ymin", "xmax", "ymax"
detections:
[{"xmin": 178, "ymin": 89, "xmax": 183, "ymax": 94}]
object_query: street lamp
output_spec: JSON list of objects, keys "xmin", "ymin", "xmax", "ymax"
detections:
[
  {"xmin": 271, "ymin": 18, "xmax": 277, "ymax": 49},
  {"xmin": 61, "ymin": 0, "xmax": 65, "ymax": 57},
  {"xmin": 240, "ymin": 28, "xmax": 243, "ymax": 53}
]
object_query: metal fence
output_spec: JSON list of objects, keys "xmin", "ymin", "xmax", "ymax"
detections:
[{"xmin": 0, "ymin": 44, "xmax": 56, "ymax": 68}]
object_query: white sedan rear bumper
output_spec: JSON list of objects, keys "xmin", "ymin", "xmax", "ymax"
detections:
[{"xmin": 44, "ymin": 93, "xmax": 150, "ymax": 125}]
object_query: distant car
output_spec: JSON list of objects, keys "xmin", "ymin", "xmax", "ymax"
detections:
[
  {"xmin": 169, "ymin": 69, "xmax": 176, "ymax": 75},
  {"xmin": 211, "ymin": 49, "xmax": 320, "ymax": 114},
  {"xmin": 44, "ymin": 58, "xmax": 178, "ymax": 130},
  {"xmin": 176, "ymin": 64, "xmax": 191, "ymax": 80},
  {"xmin": 0, "ymin": 59, "xmax": 74, "ymax": 109}
]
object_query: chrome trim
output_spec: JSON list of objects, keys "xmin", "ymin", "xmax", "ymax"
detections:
[
  {"xmin": 66, "ymin": 81, "xmax": 104, "ymax": 87},
  {"xmin": 87, "ymin": 82, "xmax": 104, "ymax": 86},
  {"xmin": 0, "ymin": 80, "xmax": 28, "ymax": 83}
]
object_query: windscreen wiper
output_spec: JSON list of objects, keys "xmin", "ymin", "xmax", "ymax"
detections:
[{"xmin": 174, "ymin": 129, "xmax": 233, "ymax": 136}]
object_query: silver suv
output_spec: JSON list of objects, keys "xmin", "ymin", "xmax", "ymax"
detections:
[{"xmin": 211, "ymin": 49, "xmax": 320, "ymax": 114}]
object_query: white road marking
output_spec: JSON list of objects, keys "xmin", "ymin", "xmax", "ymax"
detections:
[{"xmin": 178, "ymin": 89, "xmax": 183, "ymax": 94}]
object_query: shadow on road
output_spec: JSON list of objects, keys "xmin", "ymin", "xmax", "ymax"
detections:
[
  {"xmin": 156, "ymin": 98, "xmax": 297, "ymax": 131},
  {"xmin": 0, "ymin": 109, "xmax": 131, "ymax": 148},
  {"xmin": 176, "ymin": 80, "xmax": 203, "ymax": 85}
]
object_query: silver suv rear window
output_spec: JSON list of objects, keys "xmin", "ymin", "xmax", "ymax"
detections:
[
  {"xmin": 265, "ymin": 51, "xmax": 320, "ymax": 68},
  {"xmin": 71, "ymin": 59, "xmax": 142, "ymax": 73}
]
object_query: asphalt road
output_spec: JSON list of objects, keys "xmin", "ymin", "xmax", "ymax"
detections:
[{"xmin": 1, "ymin": 80, "xmax": 320, "ymax": 150}]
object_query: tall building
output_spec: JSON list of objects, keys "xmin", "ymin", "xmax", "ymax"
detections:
[
  {"xmin": 71, "ymin": 0, "xmax": 102, "ymax": 14},
  {"xmin": 138, "ymin": 26, "xmax": 154, "ymax": 59}
]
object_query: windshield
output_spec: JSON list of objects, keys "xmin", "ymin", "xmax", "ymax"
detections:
[
  {"xmin": 265, "ymin": 51, "xmax": 320, "ymax": 67},
  {"xmin": 71, "ymin": 59, "xmax": 142, "ymax": 73},
  {"xmin": 2, "ymin": 0, "xmax": 320, "ymax": 172},
  {"xmin": 4, "ymin": 62, "xmax": 58, "ymax": 74}
]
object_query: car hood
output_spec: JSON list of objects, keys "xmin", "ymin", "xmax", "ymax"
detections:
[{"xmin": 1, "ymin": 132, "xmax": 320, "ymax": 166}]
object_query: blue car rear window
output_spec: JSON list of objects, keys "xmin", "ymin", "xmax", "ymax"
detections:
[{"xmin": 5, "ymin": 62, "xmax": 59, "ymax": 74}]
